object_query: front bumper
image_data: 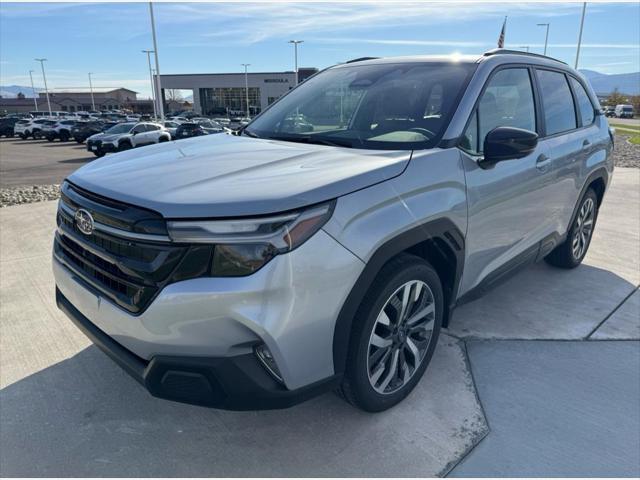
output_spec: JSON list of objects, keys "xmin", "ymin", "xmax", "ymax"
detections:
[
  {"xmin": 56, "ymin": 288, "xmax": 339, "ymax": 409},
  {"xmin": 86, "ymin": 140, "xmax": 117, "ymax": 153},
  {"xmin": 53, "ymin": 227, "xmax": 364, "ymax": 403}
]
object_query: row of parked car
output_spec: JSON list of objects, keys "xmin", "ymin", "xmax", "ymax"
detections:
[
  {"xmin": 602, "ymin": 104, "xmax": 635, "ymax": 119},
  {"xmin": 0, "ymin": 115, "xmax": 236, "ymax": 157}
]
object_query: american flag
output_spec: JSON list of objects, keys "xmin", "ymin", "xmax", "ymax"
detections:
[{"xmin": 498, "ymin": 16, "xmax": 507, "ymax": 48}]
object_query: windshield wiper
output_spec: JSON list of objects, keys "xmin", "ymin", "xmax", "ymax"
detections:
[{"xmin": 267, "ymin": 134, "xmax": 354, "ymax": 148}]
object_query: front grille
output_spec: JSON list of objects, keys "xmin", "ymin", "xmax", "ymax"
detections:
[{"xmin": 54, "ymin": 182, "xmax": 212, "ymax": 314}]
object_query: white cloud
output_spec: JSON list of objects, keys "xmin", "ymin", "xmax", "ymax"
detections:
[{"xmin": 158, "ymin": 2, "xmax": 587, "ymax": 44}]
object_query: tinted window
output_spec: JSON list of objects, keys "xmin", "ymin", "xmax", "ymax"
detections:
[
  {"xmin": 536, "ymin": 69, "xmax": 577, "ymax": 135},
  {"xmin": 463, "ymin": 68, "xmax": 536, "ymax": 153},
  {"xmin": 569, "ymin": 77, "xmax": 595, "ymax": 126},
  {"xmin": 146, "ymin": 124, "xmax": 160, "ymax": 131}
]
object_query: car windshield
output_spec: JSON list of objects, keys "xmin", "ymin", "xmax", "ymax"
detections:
[
  {"xmin": 245, "ymin": 62, "xmax": 474, "ymax": 150},
  {"xmin": 105, "ymin": 123, "xmax": 135, "ymax": 134}
]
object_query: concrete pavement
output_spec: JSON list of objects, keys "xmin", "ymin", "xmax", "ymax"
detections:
[
  {"xmin": 0, "ymin": 168, "xmax": 638, "ymax": 476},
  {"xmin": 450, "ymin": 340, "xmax": 640, "ymax": 477}
]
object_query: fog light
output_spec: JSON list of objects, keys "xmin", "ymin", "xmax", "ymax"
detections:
[{"xmin": 255, "ymin": 344, "xmax": 283, "ymax": 383}]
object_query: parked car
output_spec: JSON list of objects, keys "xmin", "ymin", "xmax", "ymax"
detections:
[
  {"xmin": 163, "ymin": 120, "xmax": 181, "ymax": 137},
  {"xmin": 603, "ymin": 106, "xmax": 615, "ymax": 117},
  {"xmin": 614, "ymin": 104, "xmax": 634, "ymax": 118},
  {"xmin": 15, "ymin": 118, "xmax": 56, "ymax": 139},
  {"xmin": 53, "ymin": 50, "xmax": 613, "ymax": 412},
  {"xmin": 43, "ymin": 120, "xmax": 80, "ymax": 142},
  {"xmin": 174, "ymin": 120, "xmax": 223, "ymax": 139},
  {"xmin": 71, "ymin": 121, "xmax": 111, "ymax": 144},
  {"xmin": 86, "ymin": 122, "xmax": 170, "ymax": 157},
  {"xmin": 0, "ymin": 117, "xmax": 21, "ymax": 137}
]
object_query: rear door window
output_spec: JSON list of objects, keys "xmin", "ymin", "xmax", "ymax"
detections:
[{"xmin": 536, "ymin": 69, "xmax": 577, "ymax": 135}]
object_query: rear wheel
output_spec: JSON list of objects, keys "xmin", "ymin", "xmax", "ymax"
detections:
[
  {"xmin": 545, "ymin": 188, "xmax": 598, "ymax": 269},
  {"xmin": 338, "ymin": 254, "xmax": 443, "ymax": 412},
  {"xmin": 59, "ymin": 131, "xmax": 70, "ymax": 142}
]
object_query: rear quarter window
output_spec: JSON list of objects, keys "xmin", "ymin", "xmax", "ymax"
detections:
[{"xmin": 569, "ymin": 77, "xmax": 595, "ymax": 126}]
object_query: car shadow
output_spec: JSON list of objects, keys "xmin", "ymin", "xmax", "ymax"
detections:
[{"xmin": 57, "ymin": 157, "xmax": 93, "ymax": 164}]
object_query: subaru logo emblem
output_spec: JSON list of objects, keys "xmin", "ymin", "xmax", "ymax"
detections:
[{"xmin": 75, "ymin": 209, "xmax": 94, "ymax": 235}]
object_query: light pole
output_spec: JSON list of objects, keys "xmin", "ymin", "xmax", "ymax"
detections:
[
  {"xmin": 537, "ymin": 23, "xmax": 550, "ymax": 55},
  {"xmin": 28, "ymin": 70, "xmax": 38, "ymax": 111},
  {"xmin": 575, "ymin": 2, "xmax": 587, "ymax": 69},
  {"xmin": 34, "ymin": 58, "xmax": 51, "ymax": 116},
  {"xmin": 519, "ymin": 46, "xmax": 530, "ymax": 53},
  {"xmin": 241, "ymin": 63, "xmax": 250, "ymax": 118},
  {"xmin": 142, "ymin": 50, "xmax": 157, "ymax": 118},
  {"xmin": 288, "ymin": 40, "xmax": 303, "ymax": 85},
  {"xmin": 148, "ymin": 2, "xmax": 164, "ymax": 121},
  {"xmin": 88, "ymin": 72, "xmax": 96, "ymax": 111}
]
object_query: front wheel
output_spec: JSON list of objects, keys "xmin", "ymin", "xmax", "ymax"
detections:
[
  {"xmin": 59, "ymin": 131, "xmax": 70, "ymax": 142},
  {"xmin": 118, "ymin": 141, "xmax": 132, "ymax": 152},
  {"xmin": 545, "ymin": 188, "xmax": 598, "ymax": 269},
  {"xmin": 338, "ymin": 254, "xmax": 443, "ymax": 412}
]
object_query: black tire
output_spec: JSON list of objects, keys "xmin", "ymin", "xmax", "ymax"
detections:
[
  {"xmin": 46, "ymin": 135, "xmax": 55, "ymax": 142},
  {"xmin": 545, "ymin": 188, "xmax": 599, "ymax": 269},
  {"xmin": 59, "ymin": 131, "xmax": 70, "ymax": 142},
  {"xmin": 118, "ymin": 141, "xmax": 132, "ymax": 151},
  {"xmin": 19, "ymin": 133, "xmax": 27, "ymax": 140},
  {"xmin": 93, "ymin": 150, "xmax": 105, "ymax": 158},
  {"xmin": 338, "ymin": 253, "xmax": 443, "ymax": 412},
  {"xmin": 159, "ymin": 136, "xmax": 169, "ymax": 143},
  {"xmin": 76, "ymin": 138, "xmax": 84, "ymax": 144}
]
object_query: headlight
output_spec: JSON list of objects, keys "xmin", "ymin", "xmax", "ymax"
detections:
[{"xmin": 167, "ymin": 202, "xmax": 334, "ymax": 276}]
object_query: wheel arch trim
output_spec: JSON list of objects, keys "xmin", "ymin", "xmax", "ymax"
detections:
[
  {"xmin": 568, "ymin": 167, "xmax": 609, "ymax": 235},
  {"xmin": 331, "ymin": 217, "xmax": 464, "ymax": 376}
]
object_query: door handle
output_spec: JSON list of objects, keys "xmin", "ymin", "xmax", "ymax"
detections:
[
  {"xmin": 536, "ymin": 154, "xmax": 551, "ymax": 171},
  {"xmin": 583, "ymin": 139, "xmax": 591, "ymax": 148}
]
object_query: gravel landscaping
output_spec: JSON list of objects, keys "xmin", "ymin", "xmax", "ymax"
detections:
[
  {"xmin": 615, "ymin": 134, "xmax": 640, "ymax": 168},
  {"xmin": 0, "ymin": 185, "xmax": 61, "ymax": 208},
  {"xmin": 0, "ymin": 134, "xmax": 638, "ymax": 208}
]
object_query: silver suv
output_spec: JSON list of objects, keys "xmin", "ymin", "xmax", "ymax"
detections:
[{"xmin": 53, "ymin": 50, "xmax": 613, "ymax": 412}]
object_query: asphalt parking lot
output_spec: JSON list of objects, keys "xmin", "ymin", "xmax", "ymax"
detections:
[
  {"xmin": 0, "ymin": 159, "xmax": 638, "ymax": 476},
  {"xmin": 0, "ymin": 137, "xmax": 93, "ymax": 187}
]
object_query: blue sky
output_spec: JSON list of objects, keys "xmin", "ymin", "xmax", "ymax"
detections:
[{"xmin": 1, "ymin": 1, "xmax": 638, "ymax": 99}]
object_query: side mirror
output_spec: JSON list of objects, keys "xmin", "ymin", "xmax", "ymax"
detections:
[{"xmin": 481, "ymin": 127, "xmax": 538, "ymax": 166}]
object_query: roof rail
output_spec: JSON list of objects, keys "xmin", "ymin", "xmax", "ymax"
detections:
[
  {"xmin": 483, "ymin": 48, "xmax": 567, "ymax": 65},
  {"xmin": 345, "ymin": 56, "xmax": 380, "ymax": 64}
]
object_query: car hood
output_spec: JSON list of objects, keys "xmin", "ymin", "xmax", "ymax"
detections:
[
  {"xmin": 88, "ymin": 132, "xmax": 123, "ymax": 141},
  {"xmin": 68, "ymin": 133, "xmax": 412, "ymax": 218}
]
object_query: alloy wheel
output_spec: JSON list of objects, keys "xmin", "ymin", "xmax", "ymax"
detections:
[
  {"xmin": 367, "ymin": 280, "xmax": 436, "ymax": 395},
  {"xmin": 572, "ymin": 197, "xmax": 595, "ymax": 260}
]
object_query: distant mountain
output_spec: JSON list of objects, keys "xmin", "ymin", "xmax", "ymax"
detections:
[
  {"xmin": 0, "ymin": 85, "xmax": 41, "ymax": 98},
  {"xmin": 579, "ymin": 70, "xmax": 640, "ymax": 95}
]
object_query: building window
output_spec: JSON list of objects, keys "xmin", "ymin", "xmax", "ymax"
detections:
[{"xmin": 200, "ymin": 87, "xmax": 261, "ymax": 116}]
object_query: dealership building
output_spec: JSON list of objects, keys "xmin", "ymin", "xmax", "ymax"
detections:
[{"xmin": 156, "ymin": 68, "xmax": 318, "ymax": 115}]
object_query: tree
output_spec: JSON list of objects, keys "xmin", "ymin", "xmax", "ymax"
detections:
[
  {"xmin": 165, "ymin": 89, "xmax": 183, "ymax": 102},
  {"xmin": 605, "ymin": 88, "xmax": 628, "ymax": 107}
]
